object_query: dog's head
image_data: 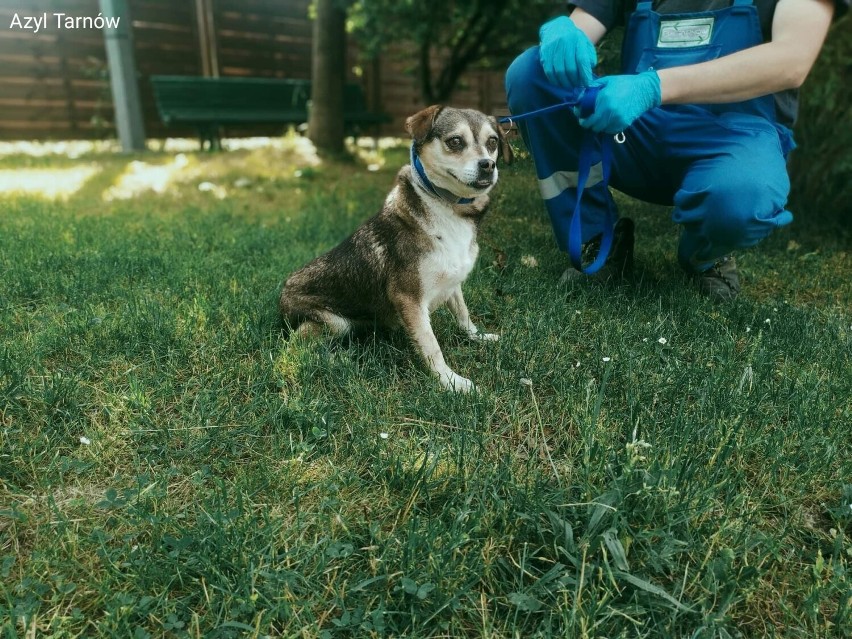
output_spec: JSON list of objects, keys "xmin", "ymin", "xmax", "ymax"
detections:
[{"xmin": 406, "ymin": 105, "xmax": 514, "ymax": 201}]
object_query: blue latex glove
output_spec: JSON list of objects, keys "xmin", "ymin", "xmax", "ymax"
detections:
[
  {"xmin": 579, "ymin": 71, "xmax": 662, "ymax": 134},
  {"xmin": 538, "ymin": 16, "xmax": 597, "ymax": 88}
]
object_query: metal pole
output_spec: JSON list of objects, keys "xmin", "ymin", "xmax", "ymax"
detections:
[
  {"xmin": 99, "ymin": 0, "xmax": 146, "ymax": 151},
  {"xmin": 194, "ymin": 0, "xmax": 219, "ymax": 78}
]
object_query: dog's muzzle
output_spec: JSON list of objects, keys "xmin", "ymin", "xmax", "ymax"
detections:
[{"xmin": 472, "ymin": 159, "xmax": 496, "ymax": 189}]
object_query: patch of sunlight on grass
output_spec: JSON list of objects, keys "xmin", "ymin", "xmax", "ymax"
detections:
[
  {"xmin": 102, "ymin": 154, "xmax": 190, "ymax": 201},
  {"xmin": 0, "ymin": 165, "xmax": 100, "ymax": 199},
  {"xmin": 0, "ymin": 139, "xmax": 120, "ymax": 158},
  {"xmin": 101, "ymin": 132, "xmax": 330, "ymax": 200}
]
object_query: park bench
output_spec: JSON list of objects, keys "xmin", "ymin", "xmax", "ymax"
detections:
[{"xmin": 150, "ymin": 75, "xmax": 391, "ymax": 150}]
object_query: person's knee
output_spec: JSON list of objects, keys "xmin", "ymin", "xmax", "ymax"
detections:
[
  {"xmin": 702, "ymin": 175, "xmax": 791, "ymax": 246},
  {"xmin": 506, "ymin": 47, "xmax": 544, "ymax": 113}
]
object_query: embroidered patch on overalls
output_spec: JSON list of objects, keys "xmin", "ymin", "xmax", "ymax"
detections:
[{"xmin": 657, "ymin": 18, "xmax": 715, "ymax": 47}]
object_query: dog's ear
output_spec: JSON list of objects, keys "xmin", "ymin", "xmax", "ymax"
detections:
[
  {"xmin": 492, "ymin": 116, "xmax": 515, "ymax": 165},
  {"xmin": 405, "ymin": 105, "xmax": 443, "ymax": 143}
]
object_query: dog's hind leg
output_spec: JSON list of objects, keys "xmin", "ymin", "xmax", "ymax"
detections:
[
  {"xmin": 446, "ymin": 288, "xmax": 499, "ymax": 342},
  {"xmin": 291, "ymin": 311, "xmax": 351, "ymax": 340},
  {"xmin": 281, "ymin": 292, "xmax": 352, "ymax": 340}
]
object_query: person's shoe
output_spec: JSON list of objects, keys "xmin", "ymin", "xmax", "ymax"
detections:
[
  {"xmin": 560, "ymin": 217, "xmax": 635, "ymax": 283},
  {"xmin": 695, "ymin": 255, "xmax": 740, "ymax": 302}
]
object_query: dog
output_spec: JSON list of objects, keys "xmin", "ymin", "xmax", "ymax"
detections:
[{"xmin": 279, "ymin": 105, "xmax": 513, "ymax": 392}]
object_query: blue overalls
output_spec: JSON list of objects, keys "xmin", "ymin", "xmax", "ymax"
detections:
[{"xmin": 505, "ymin": 0, "xmax": 796, "ymax": 272}]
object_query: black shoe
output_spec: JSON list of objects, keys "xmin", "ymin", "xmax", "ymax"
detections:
[
  {"xmin": 560, "ymin": 217, "xmax": 635, "ymax": 283},
  {"xmin": 695, "ymin": 255, "xmax": 740, "ymax": 302}
]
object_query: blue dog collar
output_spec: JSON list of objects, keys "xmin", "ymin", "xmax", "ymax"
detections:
[{"xmin": 410, "ymin": 143, "xmax": 475, "ymax": 205}]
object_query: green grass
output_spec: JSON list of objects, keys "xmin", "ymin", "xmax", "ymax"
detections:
[{"xmin": 1, "ymin": 140, "xmax": 850, "ymax": 638}]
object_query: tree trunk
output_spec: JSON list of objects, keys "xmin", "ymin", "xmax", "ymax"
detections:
[{"xmin": 309, "ymin": 0, "xmax": 346, "ymax": 154}]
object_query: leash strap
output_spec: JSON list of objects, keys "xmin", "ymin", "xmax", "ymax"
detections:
[
  {"xmin": 500, "ymin": 87, "xmax": 617, "ymax": 275},
  {"xmin": 568, "ymin": 88, "xmax": 616, "ymax": 274}
]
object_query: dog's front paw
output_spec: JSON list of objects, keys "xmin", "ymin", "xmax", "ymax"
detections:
[{"xmin": 439, "ymin": 370, "xmax": 474, "ymax": 393}]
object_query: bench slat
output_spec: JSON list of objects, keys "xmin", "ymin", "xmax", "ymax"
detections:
[{"xmin": 151, "ymin": 75, "xmax": 391, "ymax": 148}]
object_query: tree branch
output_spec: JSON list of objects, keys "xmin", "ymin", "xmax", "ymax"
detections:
[
  {"xmin": 419, "ymin": 41, "xmax": 435, "ymax": 103},
  {"xmin": 434, "ymin": 0, "xmax": 511, "ymax": 101}
]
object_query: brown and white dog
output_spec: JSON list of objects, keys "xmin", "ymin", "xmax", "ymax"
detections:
[{"xmin": 279, "ymin": 105, "xmax": 513, "ymax": 392}]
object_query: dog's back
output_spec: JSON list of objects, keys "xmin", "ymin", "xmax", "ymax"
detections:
[{"xmin": 280, "ymin": 169, "xmax": 427, "ymax": 332}]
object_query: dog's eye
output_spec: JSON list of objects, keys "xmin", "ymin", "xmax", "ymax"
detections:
[
  {"xmin": 445, "ymin": 136, "xmax": 464, "ymax": 150},
  {"xmin": 486, "ymin": 137, "xmax": 499, "ymax": 153}
]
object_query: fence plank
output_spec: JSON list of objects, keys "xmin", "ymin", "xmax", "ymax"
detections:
[{"xmin": 0, "ymin": 0, "xmax": 509, "ymax": 140}]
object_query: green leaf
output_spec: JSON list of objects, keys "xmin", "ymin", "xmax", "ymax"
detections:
[
  {"xmin": 326, "ymin": 541, "xmax": 354, "ymax": 558},
  {"xmin": 416, "ymin": 583, "xmax": 435, "ymax": 600},
  {"xmin": 0, "ymin": 509, "xmax": 27, "ymax": 523},
  {"xmin": 351, "ymin": 575, "xmax": 387, "ymax": 592},
  {"xmin": 1, "ymin": 556, "xmax": 15, "ymax": 578},
  {"xmin": 614, "ymin": 570, "xmax": 693, "ymax": 612},
  {"xmin": 508, "ymin": 592, "xmax": 541, "ymax": 612},
  {"xmin": 602, "ymin": 528, "xmax": 630, "ymax": 572},
  {"xmin": 586, "ymin": 491, "xmax": 619, "ymax": 536},
  {"xmin": 401, "ymin": 577, "xmax": 418, "ymax": 595}
]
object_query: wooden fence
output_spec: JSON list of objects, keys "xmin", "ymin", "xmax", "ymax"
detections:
[{"xmin": 0, "ymin": 0, "xmax": 510, "ymax": 141}]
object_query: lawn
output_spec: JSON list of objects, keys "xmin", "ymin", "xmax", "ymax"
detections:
[{"xmin": 1, "ymin": 136, "xmax": 850, "ymax": 638}]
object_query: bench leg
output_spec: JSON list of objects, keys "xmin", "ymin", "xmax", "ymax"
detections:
[
  {"xmin": 198, "ymin": 125, "xmax": 222, "ymax": 151},
  {"xmin": 198, "ymin": 126, "xmax": 209, "ymax": 151}
]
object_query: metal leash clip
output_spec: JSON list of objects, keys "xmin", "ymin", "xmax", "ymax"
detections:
[{"xmin": 614, "ymin": 131, "xmax": 626, "ymax": 144}]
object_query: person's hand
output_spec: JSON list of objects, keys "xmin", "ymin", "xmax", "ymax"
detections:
[
  {"xmin": 538, "ymin": 16, "xmax": 597, "ymax": 88},
  {"xmin": 579, "ymin": 71, "xmax": 661, "ymax": 134}
]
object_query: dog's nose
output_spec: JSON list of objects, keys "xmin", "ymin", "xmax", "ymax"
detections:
[{"xmin": 478, "ymin": 159, "xmax": 495, "ymax": 172}]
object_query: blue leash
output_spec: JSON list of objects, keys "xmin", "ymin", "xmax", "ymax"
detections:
[{"xmin": 499, "ymin": 86, "xmax": 619, "ymax": 275}]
